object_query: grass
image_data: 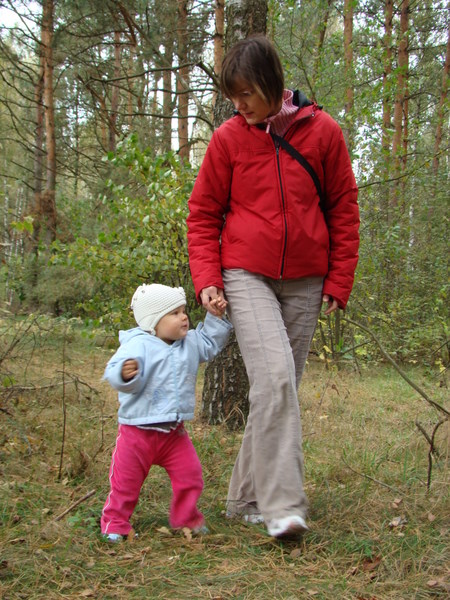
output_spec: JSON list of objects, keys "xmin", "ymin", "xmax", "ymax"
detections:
[{"xmin": 0, "ymin": 314, "xmax": 448, "ymax": 599}]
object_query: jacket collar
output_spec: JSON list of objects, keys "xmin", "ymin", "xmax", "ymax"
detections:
[{"xmin": 232, "ymin": 89, "xmax": 319, "ymax": 132}]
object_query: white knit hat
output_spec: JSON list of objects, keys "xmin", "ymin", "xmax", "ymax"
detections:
[{"xmin": 131, "ymin": 284, "xmax": 186, "ymax": 334}]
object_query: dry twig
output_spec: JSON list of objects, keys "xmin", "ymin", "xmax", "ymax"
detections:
[
  {"xmin": 54, "ymin": 489, "xmax": 96, "ymax": 521},
  {"xmin": 342, "ymin": 456, "xmax": 402, "ymax": 494},
  {"xmin": 343, "ymin": 317, "xmax": 449, "ymax": 417}
]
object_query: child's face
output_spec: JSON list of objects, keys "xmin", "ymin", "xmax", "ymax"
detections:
[
  {"xmin": 229, "ymin": 77, "xmax": 274, "ymax": 125},
  {"xmin": 155, "ymin": 305, "xmax": 189, "ymax": 344}
]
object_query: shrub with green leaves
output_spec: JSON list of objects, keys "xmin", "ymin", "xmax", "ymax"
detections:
[{"xmin": 51, "ymin": 135, "xmax": 202, "ymax": 330}]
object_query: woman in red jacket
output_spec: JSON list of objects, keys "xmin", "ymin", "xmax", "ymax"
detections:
[{"xmin": 187, "ymin": 35, "xmax": 359, "ymax": 539}]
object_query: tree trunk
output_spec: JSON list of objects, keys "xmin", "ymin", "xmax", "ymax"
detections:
[
  {"xmin": 213, "ymin": 0, "xmax": 225, "ymax": 107},
  {"xmin": 41, "ymin": 0, "xmax": 57, "ymax": 246},
  {"xmin": 433, "ymin": 21, "xmax": 449, "ymax": 175},
  {"xmin": 391, "ymin": 0, "xmax": 409, "ymax": 205},
  {"xmin": 201, "ymin": 332, "xmax": 249, "ymax": 428},
  {"xmin": 311, "ymin": 0, "xmax": 332, "ymax": 99},
  {"xmin": 162, "ymin": 37, "xmax": 175, "ymax": 153},
  {"xmin": 109, "ymin": 29, "xmax": 121, "ymax": 153},
  {"xmin": 177, "ymin": 0, "xmax": 189, "ymax": 161},
  {"xmin": 343, "ymin": 0, "xmax": 354, "ymax": 153},
  {"xmin": 29, "ymin": 55, "xmax": 45, "ymax": 252},
  {"xmin": 382, "ymin": 0, "xmax": 393, "ymax": 219},
  {"xmin": 201, "ymin": 0, "xmax": 269, "ymax": 429}
]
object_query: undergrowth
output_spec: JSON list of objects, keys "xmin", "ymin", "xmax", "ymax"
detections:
[{"xmin": 0, "ymin": 314, "xmax": 448, "ymax": 599}]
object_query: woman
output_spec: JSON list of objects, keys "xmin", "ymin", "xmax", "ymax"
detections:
[{"xmin": 187, "ymin": 35, "xmax": 359, "ymax": 539}]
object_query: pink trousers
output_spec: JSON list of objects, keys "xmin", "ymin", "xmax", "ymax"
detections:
[{"xmin": 101, "ymin": 423, "xmax": 205, "ymax": 535}]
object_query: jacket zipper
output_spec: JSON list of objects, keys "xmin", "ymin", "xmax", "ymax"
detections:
[
  {"xmin": 275, "ymin": 144, "xmax": 288, "ymax": 278},
  {"xmin": 272, "ymin": 111, "xmax": 315, "ymax": 278},
  {"xmin": 169, "ymin": 347, "xmax": 181, "ymax": 423}
]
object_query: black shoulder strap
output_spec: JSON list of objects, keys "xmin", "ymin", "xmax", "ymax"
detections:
[{"xmin": 270, "ymin": 132, "xmax": 326, "ymax": 214}]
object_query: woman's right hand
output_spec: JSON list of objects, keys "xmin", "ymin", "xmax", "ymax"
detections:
[{"xmin": 200, "ymin": 286, "xmax": 226, "ymax": 317}]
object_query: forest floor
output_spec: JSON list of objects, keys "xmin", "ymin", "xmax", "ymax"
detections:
[{"xmin": 0, "ymin": 313, "xmax": 448, "ymax": 599}]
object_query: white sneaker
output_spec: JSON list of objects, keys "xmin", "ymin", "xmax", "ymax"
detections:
[
  {"xmin": 243, "ymin": 513, "xmax": 265, "ymax": 525},
  {"xmin": 192, "ymin": 525, "xmax": 210, "ymax": 535},
  {"xmin": 103, "ymin": 533, "xmax": 123, "ymax": 543},
  {"xmin": 103, "ymin": 530, "xmax": 138, "ymax": 543},
  {"xmin": 226, "ymin": 512, "xmax": 265, "ymax": 525},
  {"xmin": 267, "ymin": 515, "xmax": 309, "ymax": 538}
]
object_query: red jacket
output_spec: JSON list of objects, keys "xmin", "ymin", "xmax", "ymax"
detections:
[{"xmin": 187, "ymin": 101, "xmax": 359, "ymax": 309}]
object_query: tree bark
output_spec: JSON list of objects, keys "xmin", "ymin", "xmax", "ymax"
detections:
[
  {"xmin": 391, "ymin": 0, "xmax": 409, "ymax": 204},
  {"xmin": 41, "ymin": 0, "xmax": 57, "ymax": 245},
  {"xmin": 177, "ymin": 0, "xmax": 189, "ymax": 161},
  {"xmin": 109, "ymin": 29, "xmax": 121, "ymax": 153},
  {"xmin": 382, "ymin": 0, "xmax": 393, "ymax": 218},
  {"xmin": 213, "ymin": 0, "xmax": 225, "ymax": 107},
  {"xmin": 311, "ymin": 0, "xmax": 332, "ymax": 99},
  {"xmin": 382, "ymin": 0, "xmax": 393, "ymax": 157},
  {"xmin": 201, "ymin": 0, "xmax": 269, "ymax": 429},
  {"xmin": 343, "ymin": 0, "xmax": 354, "ymax": 153},
  {"xmin": 201, "ymin": 332, "xmax": 250, "ymax": 428},
  {"xmin": 162, "ymin": 37, "xmax": 175, "ymax": 153},
  {"xmin": 433, "ymin": 21, "xmax": 449, "ymax": 175},
  {"xmin": 29, "ymin": 54, "xmax": 45, "ymax": 252}
]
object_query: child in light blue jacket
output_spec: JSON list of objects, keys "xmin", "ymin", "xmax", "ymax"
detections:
[{"xmin": 101, "ymin": 283, "xmax": 232, "ymax": 542}]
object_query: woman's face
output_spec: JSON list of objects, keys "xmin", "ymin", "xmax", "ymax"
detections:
[{"xmin": 229, "ymin": 78, "xmax": 276, "ymax": 125}]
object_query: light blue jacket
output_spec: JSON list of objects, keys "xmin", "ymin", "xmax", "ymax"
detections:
[{"xmin": 104, "ymin": 312, "xmax": 233, "ymax": 426}]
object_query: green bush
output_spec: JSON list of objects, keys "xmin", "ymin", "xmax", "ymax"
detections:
[{"xmin": 50, "ymin": 136, "xmax": 203, "ymax": 330}]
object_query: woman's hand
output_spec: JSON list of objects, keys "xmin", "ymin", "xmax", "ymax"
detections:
[
  {"xmin": 200, "ymin": 286, "xmax": 227, "ymax": 317},
  {"xmin": 322, "ymin": 294, "xmax": 339, "ymax": 315}
]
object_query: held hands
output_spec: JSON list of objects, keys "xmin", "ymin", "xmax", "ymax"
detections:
[
  {"xmin": 200, "ymin": 286, "xmax": 228, "ymax": 318},
  {"xmin": 322, "ymin": 294, "xmax": 339, "ymax": 315},
  {"xmin": 202, "ymin": 287, "xmax": 338, "ymax": 316},
  {"xmin": 122, "ymin": 359, "xmax": 139, "ymax": 382}
]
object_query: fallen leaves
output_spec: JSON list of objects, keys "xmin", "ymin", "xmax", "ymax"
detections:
[
  {"xmin": 388, "ymin": 516, "xmax": 408, "ymax": 529},
  {"xmin": 348, "ymin": 556, "xmax": 382, "ymax": 579},
  {"xmin": 427, "ymin": 578, "xmax": 450, "ymax": 592},
  {"xmin": 79, "ymin": 589, "xmax": 96, "ymax": 597},
  {"xmin": 156, "ymin": 526, "xmax": 172, "ymax": 536},
  {"xmin": 361, "ymin": 556, "xmax": 382, "ymax": 572}
]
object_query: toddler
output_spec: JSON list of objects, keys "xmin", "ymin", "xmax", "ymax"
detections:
[{"xmin": 101, "ymin": 283, "xmax": 232, "ymax": 541}]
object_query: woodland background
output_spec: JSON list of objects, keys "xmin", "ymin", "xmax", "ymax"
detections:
[{"xmin": 0, "ymin": 2, "xmax": 448, "ymax": 598}]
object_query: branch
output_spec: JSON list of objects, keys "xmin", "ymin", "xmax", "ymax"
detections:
[
  {"xmin": 357, "ymin": 146, "xmax": 450, "ymax": 190},
  {"xmin": 342, "ymin": 456, "xmax": 402, "ymax": 494},
  {"xmin": 54, "ymin": 489, "xmax": 96, "ymax": 521},
  {"xmin": 416, "ymin": 418, "xmax": 447, "ymax": 491},
  {"xmin": 197, "ymin": 60, "xmax": 220, "ymax": 88},
  {"xmin": 342, "ymin": 317, "xmax": 449, "ymax": 417}
]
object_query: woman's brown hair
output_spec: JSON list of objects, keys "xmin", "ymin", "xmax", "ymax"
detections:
[{"xmin": 220, "ymin": 35, "xmax": 284, "ymax": 109}]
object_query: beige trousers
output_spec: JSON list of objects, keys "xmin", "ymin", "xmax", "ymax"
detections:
[{"xmin": 223, "ymin": 269, "xmax": 323, "ymax": 523}]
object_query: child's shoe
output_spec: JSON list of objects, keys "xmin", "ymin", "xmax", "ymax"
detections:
[
  {"xmin": 192, "ymin": 524, "xmax": 209, "ymax": 535},
  {"xmin": 103, "ymin": 532, "xmax": 123, "ymax": 543},
  {"xmin": 103, "ymin": 528, "xmax": 138, "ymax": 543},
  {"xmin": 267, "ymin": 515, "xmax": 308, "ymax": 539}
]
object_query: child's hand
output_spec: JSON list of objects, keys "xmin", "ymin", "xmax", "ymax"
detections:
[
  {"xmin": 209, "ymin": 297, "xmax": 228, "ymax": 318},
  {"xmin": 122, "ymin": 359, "xmax": 139, "ymax": 382}
]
